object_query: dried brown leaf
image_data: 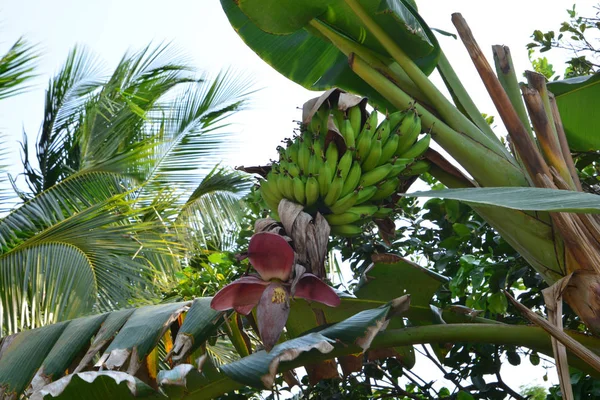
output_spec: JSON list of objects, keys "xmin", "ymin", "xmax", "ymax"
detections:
[
  {"xmin": 278, "ymin": 199, "xmax": 303, "ymax": 237},
  {"xmin": 338, "ymin": 354, "xmax": 363, "ymax": 376},
  {"xmin": 305, "ymin": 359, "xmax": 340, "ymax": 385}
]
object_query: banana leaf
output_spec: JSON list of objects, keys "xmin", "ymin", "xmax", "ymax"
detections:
[
  {"xmin": 548, "ymin": 72, "xmax": 600, "ymax": 152},
  {"xmin": 220, "ymin": 0, "xmax": 440, "ymax": 109},
  {"xmin": 409, "ymin": 187, "xmax": 600, "ymax": 213}
]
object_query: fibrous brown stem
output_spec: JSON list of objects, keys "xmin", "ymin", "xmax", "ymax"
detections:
[
  {"xmin": 522, "ymin": 85, "xmax": 575, "ymax": 189},
  {"xmin": 549, "ymin": 93, "xmax": 583, "ymax": 191},
  {"xmin": 452, "ymin": 13, "xmax": 550, "ymax": 183}
]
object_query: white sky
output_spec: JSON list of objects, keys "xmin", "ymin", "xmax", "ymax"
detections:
[{"xmin": 1, "ymin": 0, "xmax": 598, "ymax": 395}]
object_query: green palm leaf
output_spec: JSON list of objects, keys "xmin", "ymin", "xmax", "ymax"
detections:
[
  {"xmin": 0, "ymin": 171, "xmax": 180, "ymax": 334},
  {"xmin": 21, "ymin": 46, "xmax": 102, "ymax": 196},
  {"xmin": 0, "ymin": 242, "xmax": 95, "ymax": 334},
  {"xmin": 140, "ymin": 70, "xmax": 255, "ymax": 198},
  {"xmin": 0, "ymin": 37, "xmax": 38, "ymax": 100},
  {"xmin": 178, "ymin": 166, "xmax": 252, "ymax": 252}
]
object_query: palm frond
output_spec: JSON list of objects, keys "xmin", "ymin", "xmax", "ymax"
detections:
[
  {"xmin": 21, "ymin": 46, "xmax": 103, "ymax": 195},
  {"xmin": 178, "ymin": 166, "xmax": 252, "ymax": 252},
  {"xmin": 0, "ymin": 37, "xmax": 38, "ymax": 100},
  {"xmin": 140, "ymin": 69, "xmax": 255, "ymax": 199},
  {"xmin": 0, "ymin": 242, "xmax": 96, "ymax": 335},
  {"xmin": 0, "ymin": 134, "xmax": 15, "ymax": 214},
  {"xmin": 76, "ymin": 43, "xmax": 196, "ymax": 182},
  {"xmin": 0, "ymin": 171, "xmax": 129, "ymax": 251},
  {"xmin": 0, "ymin": 171, "xmax": 181, "ymax": 333}
]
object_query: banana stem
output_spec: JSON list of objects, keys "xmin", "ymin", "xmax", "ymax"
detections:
[
  {"xmin": 342, "ymin": 0, "xmax": 513, "ymax": 163},
  {"xmin": 437, "ymin": 50, "xmax": 498, "ymax": 141},
  {"xmin": 307, "ymin": 19, "xmax": 430, "ymax": 108},
  {"xmin": 349, "ymin": 53, "xmax": 528, "ymax": 188},
  {"xmin": 492, "ymin": 45, "xmax": 535, "ymax": 140},
  {"xmin": 549, "ymin": 94, "xmax": 583, "ymax": 191},
  {"xmin": 521, "ymin": 85, "xmax": 576, "ymax": 190},
  {"xmin": 525, "ymin": 72, "xmax": 577, "ymax": 190},
  {"xmin": 451, "ymin": 13, "xmax": 551, "ymax": 185}
]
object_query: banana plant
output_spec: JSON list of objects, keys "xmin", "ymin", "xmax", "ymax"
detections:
[{"xmin": 219, "ymin": 0, "xmax": 600, "ymax": 337}]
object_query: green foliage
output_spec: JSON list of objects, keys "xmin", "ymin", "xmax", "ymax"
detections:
[
  {"xmin": 0, "ymin": 37, "xmax": 38, "ymax": 100},
  {"xmin": 172, "ymin": 252, "xmax": 242, "ymax": 299},
  {"xmin": 528, "ymin": 49, "xmax": 556, "ymax": 80},
  {"xmin": 528, "ymin": 3, "xmax": 599, "ymax": 79},
  {"xmin": 520, "ymin": 385, "xmax": 547, "ymax": 400}
]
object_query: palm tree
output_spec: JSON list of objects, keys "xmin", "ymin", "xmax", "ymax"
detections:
[{"xmin": 0, "ymin": 42, "xmax": 254, "ymax": 335}]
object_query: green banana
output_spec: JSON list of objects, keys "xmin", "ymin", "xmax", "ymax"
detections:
[
  {"xmin": 325, "ymin": 211, "xmax": 362, "ymax": 226},
  {"xmin": 370, "ymin": 178, "xmax": 399, "ymax": 201},
  {"xmin": 325, "ymin": 142, "xmax": 339, "ymax": 172},
  {"xmin": 355, "ymin": 129, "xmax": 372, "ymax": 161},
  {"xmin": 399, "ymin": 133, "xmax": 431, "ymax": 159},
  {"xmin": 386, "ymin": 162, "xmax": 410, "ymax": 178},
  {"xmin": 341, "ymin": 118, "xmax": 356, "ymax": 148},
  {"xmin": 312, "ymin": 139, "xmax": 323, "ymax": 161},
  {"xmin": 318, "ymin": 163, "xmax": 333, "ymax": 197},
  {"xmin": 332, "ymin": 108, "xmax": 345, "ymax": 131},
  {"xmin": 387, "ymin": 110, "xmax": 406, "ymax": 132},
  {"xmin": 305, "ymin": 176, "xmax": 319, "ymax": 206},
  {"xmin": 400, "ymin": 160, "xmax": 431, "ymax": 176},
  {"xmin": 374, "ymin": 119, "xmax": 390, "ymax": 143},
  {"xmin": 287, "ymin": 162, "xmax": 300, "ymax": 178},
  {"xmin": 277, "ymin": 173, "xmax": 291, "ymax": 199},
  {"xmin": 266, "ymin": 172, "xmax": 283, "ymax": 199},
  {"xmin": 293, "ymin": 176, "xmax": 306, "ymax": 204},
  {"xmin": 260, "ymin": 185, "xmax": 280, "ymax": 212},
  {"xmin": 323, "ymin": 173, "xmax": 344, "ymax": 206},
  {"xmin": 330, "ymin": 223, "xmax": 362, "ymax": 237},
  {"xmin": 348, "ymin": 105, "xmax": 362, "ymax": 135},
  {"xmin": 362, "ymin": 137, "xmax": 382, "ymax": 171},
  {"xmin": 396, "ymin": 111, "xmax": 422, "ymax": 155},
  {"xmin": 373, "ymin": 207, "xmax": 394, "ymax": 218},
  {"xmin": 287, "ymin": 141, "xmax": 299, "ymax": 165},
  {"xmin": 348, "ymin": 205, "xmax": 378, "ymax": 218},
  {"xmin": 341, "ymin": 161, "xmax": 361, "ymax": 197},
  {"xmin": 378, "ymin": 133, "xmax": 400, "ymax": 166},
  {"xmin": 364, "ymin": 111, "xmax": 378, "ymax": 137},
  {"xmin": 337, "ymin": 150, "xmax": 354, "ymax": 180},
  {"xmin": 356, "ymin": 186, "xmax": 377, "ymax": 204},
  {"xmin": 355, "ymin": 111, "xmax": 376, "ymax": 143},
  {"xmin": 360, "ymin": 163, "xmax": 394, "ymax": 187},
  {"xmin": 298, "ymin": 135, "xmax": 311, "ymax": 174},
  {"xmin": 308, "ymin": 115, "xmax": 321, "ymax": 135},
  {"xmin": 329, "ymin": 189, "xmax": 359, "ymax": 214},
  {"xmin": 308, "ymin": 153, "xmax": 321, "ymax": 176}
]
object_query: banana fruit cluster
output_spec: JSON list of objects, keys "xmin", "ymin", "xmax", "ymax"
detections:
[{"xmin": 260, "ymin": 101, "xmax": 430, "ymax": 237}]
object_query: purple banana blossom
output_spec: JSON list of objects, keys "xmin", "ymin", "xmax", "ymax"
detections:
[{"xmin": 210, "ymin": 232, "xmax": 340, "ymax": 350}]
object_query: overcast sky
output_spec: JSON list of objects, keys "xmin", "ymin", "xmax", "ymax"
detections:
[{"xmin": 1, "ymin": 0, "xmax": 597, "ymax": 392}]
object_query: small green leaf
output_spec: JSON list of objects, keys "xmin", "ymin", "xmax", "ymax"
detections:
[
  {"xmin": 452, "ymin": 223, "xmax": 471, "ymax": 237},
  {"xmin": 457, "ymin": 391, "xmax": 476, "ymax": 400},
  {"xmin": 487, "ymin": 292, "xmax": 508, "ymax": 314}
]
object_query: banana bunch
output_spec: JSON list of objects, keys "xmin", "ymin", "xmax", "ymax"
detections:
[{"xmin": 259, "ymin": 101, "xmax": 431, "ymax": 238}]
